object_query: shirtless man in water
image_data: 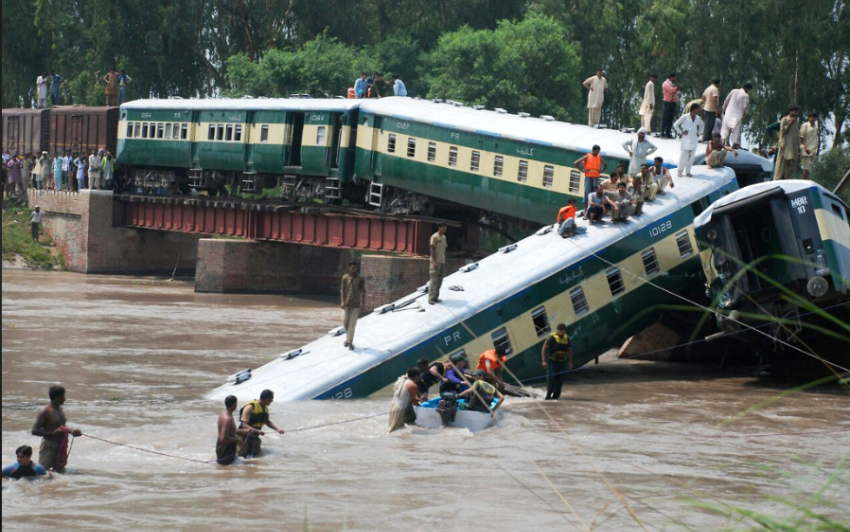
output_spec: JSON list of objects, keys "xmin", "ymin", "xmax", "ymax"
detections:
[
  {"xmin": 31, "ymin": 386, "xmax": 82, "ymax": 472},
  {"xmin": 216, "ymin": 395, "xmax": 262, "ymax": 465}
]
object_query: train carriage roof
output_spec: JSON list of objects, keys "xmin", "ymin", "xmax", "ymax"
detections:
[
  {"xmin": 360, "ymin": 97, "xmax": 772, "ymax": 172},
  {"xmin": 120, "ymin": 98, "xmax": 361, "ymax": 112}
]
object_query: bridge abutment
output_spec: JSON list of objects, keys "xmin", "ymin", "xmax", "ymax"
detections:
[{"xmin": 28, "ymin": 189, "xmax": 199, "ymax": 274}]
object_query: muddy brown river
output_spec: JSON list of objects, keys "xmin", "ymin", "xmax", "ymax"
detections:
[{"xmin": 2, "ymin": 270, "xmax": 848, "ymax": 531}]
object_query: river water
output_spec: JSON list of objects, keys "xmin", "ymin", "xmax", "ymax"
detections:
[{"xmin": 2, "ymin": 270, "xmax": 848, "ymax": 531}]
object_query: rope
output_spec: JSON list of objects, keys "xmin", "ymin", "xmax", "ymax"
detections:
[
  {"xmin": 689, "ymin": 428, "xmax": 850, "ymax": 440},
  {"xmin": 287, "ymin": 412, "xmax": 388, "ymax": 433},
  {"xmin": 82, "ymin": 434, "xmax": 218, "ymax": 465}
]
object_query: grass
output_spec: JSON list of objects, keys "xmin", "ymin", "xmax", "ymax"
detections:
[{"xmin": 2, "ymin": 197, "xmax": 63, "ymax": 269}]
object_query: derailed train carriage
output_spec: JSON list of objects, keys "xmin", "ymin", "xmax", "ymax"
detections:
[{"xmin": 695, "ymin": 180, "xmax": 850, "ymax": 367}]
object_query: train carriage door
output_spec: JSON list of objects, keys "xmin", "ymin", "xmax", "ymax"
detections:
[
  {"xmin": 287, "ymin": 112, "xmax": 305, "ymax": 167},
  {"xmin": 244, "ymin": 112, "xmax": 256, "ymax": 173},
  {"xmin": 329, "ymin": 113, "xmax": 343, "ymax": 169},
  {"xmin": 70, "ymin": 114, "xmax": 83, "ymax": 153},
  {"xmin": 370, "ymin": 115, "xmax": 383, "ymax": 176},
  {"xmin": 190, "ymin": 111, "xmax": 201, "ymax": 168}
]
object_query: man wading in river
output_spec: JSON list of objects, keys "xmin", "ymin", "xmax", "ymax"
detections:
[
  {"xmin": 238, "ymin": 389, "xmax": 285, "ymax": 458},
  {"xmin": 217, "ymin": 395, "xmax": 262, "ymax": 465},
  {"xmin": 31, "ymin": 386, "xmax": 83, "ymax": 472}
]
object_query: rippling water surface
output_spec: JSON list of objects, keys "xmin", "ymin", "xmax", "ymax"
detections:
[{"xmin": 2, "ymin": 270, "xmax": 848, "ymax": 531}]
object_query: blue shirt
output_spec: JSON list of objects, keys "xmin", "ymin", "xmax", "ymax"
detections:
[
  {"xmin": 3, "ymin": 462, "xmax": 48, "ymax": 480},
  {"xmin": 354, "ymin": 78, "xmax": 368, "ymax": 97},
  {"xmin": 393, "ymin": 79, "xmax": 407, "ymax": 97},
  {"xmin": 51, "ymin": 74, "xmax": 64, "ymax": 92}
]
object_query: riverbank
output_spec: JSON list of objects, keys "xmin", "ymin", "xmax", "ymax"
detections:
[{"xmin": 1, "ymin": 197, "xmax": 63, "ymax": 270}]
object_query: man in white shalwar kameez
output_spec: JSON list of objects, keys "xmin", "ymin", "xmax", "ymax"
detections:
[
  {"xmin": 583, "ymin": 68, "xmax": 608, "ymax": 126},
  {"xmin": 721, "ymin": 83, "xmax": 752, "ymax": 148},
  {"xmin": 673, "ymin": 103, "xmax": 704, "ymax": 177},
  {"xmin": 622, "ymin": 128, "xmax": 658, "ymax": 176},
  {"xmin": 638, "ymin": 74, "xmax": 657, "ymax": 132}
]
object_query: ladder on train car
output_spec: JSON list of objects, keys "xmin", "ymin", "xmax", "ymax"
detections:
[
  {"xmin": 368, "ymin": 182, "xmax": 384, "ymax": 208},
  {"xmin": 324, "ymin": 177, "xmax": 341, "ymax": 201},
  {"xmin": 281, "ymin": 175, "xmax": 298, "ymax": 199},
  {"xmin": 188, "ymin": 169, "xmax": 203, "ymax": 188},
  {"xmin": 241, "ymin": 172, "xmax": 257, "ymax": 192}
]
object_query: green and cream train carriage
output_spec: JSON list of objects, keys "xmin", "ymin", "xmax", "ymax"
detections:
[
  {"xmin": 695, "ymin": 180, "xmax": 850, "ymax": 362},
  {"xmin": 117, "ymin": 99, "xmax": 360, "ymax": 195},
  {"xmin": 208, "ymin": 166, "xmax": 739, "ymax": 403}
]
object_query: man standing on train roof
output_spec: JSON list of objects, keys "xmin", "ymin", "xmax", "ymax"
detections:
[
  {"xmin": 392, "ymin": 75, "xmax": 407, "ymax": 96},
  {"xmin": 705, "ymin": 132, "xmax": 739, "ymax": 169},
  {"xmin": 31, "ymin": 385, "xmax": 83, "ymax": 472},
  {"xmin": 354, "ymin": 72, "xmax": 368, "ymax": 98},
  {"xmin": 542, "ymin": 323, "xmax": 573, "ymax": 400},
  {"xmin": 799, "ymin": 112, "xmax": 819, "ymax": 179},
  {"xmin": 575, "ymin": 144, "xmax": 607, "ymax": 218},
  {"xmin": 50, "ymin": 71, "xmax": 65, "ymax": 106},
  {"xmin": 721, "ymin": 83, "xmax": 752, "ymax": 148},
  {"xmin": 556, "ymin": 199, "xmax": 578, "ymax": 238},
  {"xmin": 2, "ymin": 446, "xmax": 51, "ymax": 480},
  {"xmin": 429, "ymin": 222, "xmax": 448, "ymax": 305},
  {"xmin": 217, "ymin": 395, "xmax": 262, "ymax": 465},
  {"xmin": 36, "ymin": 73, "xmax": 49, "ymax": 109},
  {"xmin": 458, "ymin": 371, "xmax": 504, "ymax": 414},
  {"xmin": 661, "ymin": 73, "xmax": 680, "ymax": 138},
  {"xmin": 773, "ymin": 106, "xmax": 801, "ymax": 180},
  {"xmin": 701, "ymin": 78, "xmax": 721, "ymax": 142},
  {"xmin": 639, "ymin": 73, "xmax": 657, "ymax": 132},
  {"xmin": 623, "ymin": 128, "xmax": 658, "ymax": 176},
  {"xmin": 387, "ymin": 368, "xmax": 422, "ymax": 433},
  {"xmin": 417, "ymin": 357, "xmax": 448, "ymax": 398},
  {"xmin": 441, "ymin": 353, "xmax": 471, "ymax": 395},
  {"xmin": 477, "ymin": 345, "xmax": 508, "ymax": 387},
  {"xmin": 582, "ymin": 68, "xmax": 607, "ymax": 126},
  {"xmin": 369, "ymin": 73, "xmax": 389, "ymax": 99},
  {"xmin": 117, "ymin": 69, "xmax": 132, "ymax": 105},
  {"xmin": 340, "ymin": 261, "xmax": 366, "ymax": 350},
  {"xmin": 101, "ymin": 67, "xmax": 119, "ymax": 107},
  {"xmin": 237, "ymin": 389, "xmax": 285, "ymax": 458},
  {"xmin": 673, "ymin": 103, "xmax": 704, "ymax": 177}
]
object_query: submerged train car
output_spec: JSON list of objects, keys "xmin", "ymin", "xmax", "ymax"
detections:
[
  {"xmin": 117, "ymin": 99, "xmax": 361, "ymax": 195},
  {"xmin": 695, "ymin": 180, "xmax": 850, "ymax": 360},
  {"xmin": 354, "ymin": 98, "xmax": 771, "ymax": 225},
  {"xmin": 208, "ymin": 166, "xmax": 739, "ymax": 403}
]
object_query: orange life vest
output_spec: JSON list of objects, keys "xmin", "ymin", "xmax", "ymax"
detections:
[
  {"xmin": 477, "ymin": 349, "xmax": 506, "ymax": 372},
  {"xmin": 557, "ymin": 205, "xmax": 577, "ymax": 224},
  {"xmin": 584, "ymin": 154, "xmax": 602, "ymax": 178}
]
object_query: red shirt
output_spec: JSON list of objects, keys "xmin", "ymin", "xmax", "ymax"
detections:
[
  {"xmin": 557, "ymin": 205, "xmax": 577, "ymax": 224},
  {"xmin": 663, "ymin": 79, "xmax": 679, "ymax": 103}
]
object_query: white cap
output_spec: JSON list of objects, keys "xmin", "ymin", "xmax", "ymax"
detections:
[{"xmin": 637, "ymin": 127, "xmax": 647, "ymax": 134}]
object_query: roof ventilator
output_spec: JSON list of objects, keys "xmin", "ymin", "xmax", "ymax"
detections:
[
  {"xmin": 460, "ymin": 263, "xmax": 479, "ymax": 273},
  {"xmin": 595, "ymin": 124, "xmax": 608, "ymax": 129},
  {"xmin": 540, "ymin": 115, "xmax": 555, "ymax": 121},
  {"xmin": 495, "ymin": 108, "xmax": 508, "ymax": 114},
  {"xmin": 284, "ymin": 348, "xmax": 305, "ymax": 360},
  {"xmin": 241, "ymin": 95, "xmax": 254, "ymax": 99},
  {"xmin": 418, "ymin": 285, "xmax": 429, "ymax": 293},
  {"xmin": 499, "ymin": 244, "xmax": 518, "ymax": 254},
  {"xmin": 473, "ymin": 105, "xmax": 485, "ymax": 110},
  {"xmin": 448, "ymin": 285, "xmax": 465, "ymax": 291},
  {"xmin": 328, "ymin": 327, "xmax": 345, "ymax": 337},
  {"xmin": 378, "ymin": 303, "xmax": 396, "ymax": 314},
  {"xmin": 537, "ymin": 226, "xmax": 554, "ymax": 236},
  {"xmin": 518, "ymin": 112, "xmax": 530, "ymax": 118},
  {"xmin": 228, "ymin": 369, "xmax": 252, "ymax": 385}
]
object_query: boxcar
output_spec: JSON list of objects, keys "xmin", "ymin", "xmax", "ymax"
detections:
[
  {"xmin": 50, "ymin": 106, "xmax": 119, "ymax": 156},
  {"xmin": 2, "ymin": 108, "xmax": 51, "ymax": 155}
]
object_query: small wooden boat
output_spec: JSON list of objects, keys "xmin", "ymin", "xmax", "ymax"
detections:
[{"xmin": 414, "ymin": 397, "xmax": 501, "ymax": 432}]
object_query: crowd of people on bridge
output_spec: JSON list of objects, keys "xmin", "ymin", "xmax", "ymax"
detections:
[
  {"xmin": 2, "ymin": 148, "xmax": 115, "ymax": 198},
  {"xmin": 33, "ymin": 67, "xmax": 132, "ymax": 108}
]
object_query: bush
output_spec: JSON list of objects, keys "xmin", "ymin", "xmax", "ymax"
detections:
[{"xmin": 811, "ymin": 146, "xmax": 850, "ymax": 204}]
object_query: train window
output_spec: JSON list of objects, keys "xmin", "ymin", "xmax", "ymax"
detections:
[
  {"xmin": 208, "ymin": 124, "xmax": 215, "ymax": 141},
  {"xmin": 157, "ymin": 123, "xmax": 164, "ymax": 139},
  {"xmin": 470, "ymin": 151, "xmax": 480, "ymax": 172},
  {"xmin": 606, "ymin": 267, "xmax": 625, "ymax": 297},
  {"xmin": 234, "ymin": 125, "xmax": 242, "ymax": 142},
  {"xmin": 676, "ymin": 230, "xmax": 693, "ymax": 258},
  {"xmin": 531, "ymin": 307, "xmax": 550, "ymax": 337},
  {"xmin": 428, "ymin": 142, "xmax": 437, "ymax": 162},
  {"xmin": 568, "ymin": 170, "xmax": 581, "ymax": 193},
  {"xmin": 134, "ymin": 123, "xmax": 141, "ymax": 138},
  {"xmin": 493, "ymin": 156, "xmax": 504, "ymax": 177},
  {"xmin": 544, "ymin": 166, "xmax": 555, "ymax": 188},
  {"xmin": 316, "ymin": 126, "xmax": 326, "ymax": 146},
  {"xmin": 518, "ymin": 160, "xmax": 528, "ymax": 182},
  {"xmin": 641, "ymin": 248, "xmax": 660, "ymax": 277},
  {"xmin": 407, "ymin": 138, "xmax": 416, "ymax": 158},
  {"xmin": 142, "ymin": 123, "xmax": 149, "ymax": 138},
  {"xmin": 491, "ymin": 327, "xmax": 513, "ymax": 356},
  {"xmin": 225, "ymin": 125, "xmax": 233, "ymax": 141},
  {"xmin": 181, "ymin": 124, "xmax": 188, "ymax": 139},
  {"xmin": 165, "ymin": 123, "xmax": 172, "ymax": 139},
  {"xmin": 126, "ymin": 122, "xmax": 133, "ymax": 138},
  {"xmin": 260, "ymin": 125, "xmax": 269, "ymax": 142},
  {"xmin": 216, "ymin": 124, "xmax": 224, "ymax": 141},
  {"xmin": 831, "ymin": 203, "xmax": 846, "ymax": 220},
  {"xmin": 449, "ymin": 147, "xmax": 458, "ymax": 167},
  {"xmin": 569, "ymin": 287, "xmax": 589, "ymax": 316},
  {"xmin": 173, "ymin": 123, "xmax": 179, "ymax": 137},
  {"xmin": 387, "ymin": 133, "xmax": 396, "ymax": 153}
]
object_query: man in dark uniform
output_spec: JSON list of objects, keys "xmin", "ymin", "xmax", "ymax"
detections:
[
  {"xmin": 541, "ymin": 323, "xmax": 573, "ymax": 400},
  {"xmin": 237, "ymin": 389, "xmax": 285, "ymax": 458}
]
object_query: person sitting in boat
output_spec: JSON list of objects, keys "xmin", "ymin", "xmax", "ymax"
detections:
[
  {"xmin": 440, "ymin": 353, "xmax": 471, "ymax": 395},
  {"xmin": 2, "ymin": 445, "xmax": 51, "ymax": 480},
  {"xmin": 416, "ymin": 357, "xmax": 448, "ymax": 399},
  {"xmin": 476, "ymin": 345, "xmax": 508, "ymax": 388},
  {"xmin": 387, "ymin": 368, "xmax": 422, "ymax": 433},
  {"xmin": 237, "ymin": 389, "xmax": 285, "ymax": 458},
  {"xmin": 458, "ymin": 370, "xmax": 504, "ymax": 414}
]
